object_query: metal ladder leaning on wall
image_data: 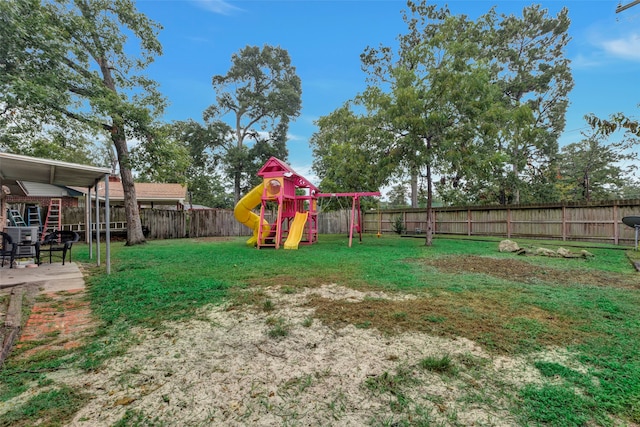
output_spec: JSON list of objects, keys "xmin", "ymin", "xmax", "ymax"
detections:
[
  {"xmin": 26, "ymin": 205, "xmax": 43, "ymax": 234},
  {"xmin": 7, "ymin": 209, "xmax": 27, "ymax": 227},
  {"xmin": 41, "ymin": 198, "xmax": 62, "ymax": 239}
]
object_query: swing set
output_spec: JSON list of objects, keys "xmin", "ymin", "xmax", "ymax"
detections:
[
  {"xmin": 316, "ymin": 192, "xmax": 381, "ymax": 247},
  {"xmin": 233, "ymin": 157, "xmax": 381, "ymax": 249}
]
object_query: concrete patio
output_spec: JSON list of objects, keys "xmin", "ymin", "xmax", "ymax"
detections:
[{"xmin": 0, "ymin": 262, "xmax": 86, "ymax": 294}]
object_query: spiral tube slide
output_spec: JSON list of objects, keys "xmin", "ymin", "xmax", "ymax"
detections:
[{"xmin": 234, "ymin": 183, "xmax": 271, "ymax": 246}]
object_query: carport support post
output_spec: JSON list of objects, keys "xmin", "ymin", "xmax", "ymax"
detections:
[
  {"xmin": 95, "ymin": 181, "xmax": 100, "ymax": 267},
  {"xmin": 105, "ymin": 174, "xmax": 110, "ymax": 274},
  {"xmin": 87, "ymin": 186, "xmax": 92, "ymax": 258}
]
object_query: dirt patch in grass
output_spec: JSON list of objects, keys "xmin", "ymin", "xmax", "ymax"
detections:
[
  {"xmin": 246, "ymin": 273, "xmax": 345, "ymax": 289},
  {"xmin": 423, "ymin": 255, "xmax": 639, "ymax": 289},
  {"xmin": 309, "ymin": 292, "xmax": 587, "ymax": 354},
  {"xmin": 52, "ymin": 284, "xmax": 574, "ymax": 426}
]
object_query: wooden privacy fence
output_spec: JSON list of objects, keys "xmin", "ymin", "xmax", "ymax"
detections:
[
  {"xmin": 61, "ymin": 207, "xmax": 354, "ymax": 239},
  {"xmin": 62, "ymin": 207, "xmax": 186, "ymax": 239},
  {"xmin": 363, "ymin": 199, "xmax": 640, "ymax": 246},
  {"xmin": 60, "ymin": 199, "xmax": 640, "ymax": 246}
]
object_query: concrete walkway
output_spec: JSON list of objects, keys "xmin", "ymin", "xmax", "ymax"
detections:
[{"xmin": 1, "ymin": 262, "xmax": 93, "ymax": 362}]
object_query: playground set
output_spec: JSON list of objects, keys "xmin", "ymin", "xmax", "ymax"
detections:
[{"xmin": 233, "ymin": 157, "xmax": 380, "ymax": 249}]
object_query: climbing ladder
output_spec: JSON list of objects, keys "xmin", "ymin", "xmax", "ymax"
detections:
[
  {"xmin": 41, "ymin": 198, "xmax": 62, "ymax": 238},
  {"xmin": 7, "ymin": 209, "xmax": 27, "ymax": 227},
  {"xmin": 26, "ymin": 205, "xmax": 43, "ymax": 233}
]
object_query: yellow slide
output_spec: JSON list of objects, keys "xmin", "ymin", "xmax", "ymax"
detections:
[
  {"xmin": 284, "ymin": 212, "xmax": 308, "ymax": 250},
  {"xmin": 234, "ymin": 183, "xmax": 270, "ymax": 246}
]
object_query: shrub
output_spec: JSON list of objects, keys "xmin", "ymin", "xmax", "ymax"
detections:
[{"xmin": 392, "ymin": 216, "xmax": 406, "ymax": 235}]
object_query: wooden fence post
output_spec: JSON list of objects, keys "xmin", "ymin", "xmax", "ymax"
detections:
[
  {"xmin": 562, "ymin": 205, "xmax": 567, "ymax": 241},
  {"xmin": 613, "ymin": 203, "xmax": 619, "ymax": 245}
]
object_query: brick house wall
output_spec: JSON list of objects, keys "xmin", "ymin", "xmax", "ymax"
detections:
[
  {"xmin": 5, "ymin": 196, "xmax": 80, "ymax": 228},
  {"xmin": 7, "ymin": 196, "xmax": 79, "ymax": 209}
]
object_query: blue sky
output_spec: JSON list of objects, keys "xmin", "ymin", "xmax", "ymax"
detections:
[{"xmin": 136, "ymin": 0, "xmax": 640, "ymax": 187}]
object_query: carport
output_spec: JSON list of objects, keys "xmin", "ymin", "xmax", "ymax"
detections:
[{"xmin": 0, "ymin": 152, "xmax": 113, "ymax": 274}]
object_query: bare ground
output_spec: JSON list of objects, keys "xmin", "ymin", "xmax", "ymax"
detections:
[
  {"xmin": 3, "ymin": 254, "xmax": 631, "ymax": 426},
  {"xmin": 55, "ymin": 284, "xmax": 583, "ymax": 426},
  {"xmin": 423, "ymin": 255, "xmax": 640, "ymax": 290}
]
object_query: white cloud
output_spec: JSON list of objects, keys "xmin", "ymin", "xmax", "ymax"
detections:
[
  {"xmin": 570, "ymin": 53, "xmax": 605, "ymax": 69},
  {"xmin": 287, "ymin": 132, "xmax": 305, "ymax": 142},
  {"xmin": 190, "ymin": 0, "xmax": 241, "ymax": 15},
  {"xmin": 600, "ymin": 33, "xmax": 640, "ymax": 61},
  {"xmin": 185, "ymin": 35, "xmax": 211, "ymax": 44}
]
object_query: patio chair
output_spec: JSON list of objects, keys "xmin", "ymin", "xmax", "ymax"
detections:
[
  {"xmin": 40, "ymin": 231, "xmax": 80, "ymax": 265},
  {"xmin": 1, "ymin": 232, "xmax": 17, "ymax": 268}
]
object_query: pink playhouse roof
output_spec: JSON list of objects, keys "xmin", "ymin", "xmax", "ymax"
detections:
[{"xmin": 257, "ymin": 157, "xmax": 319, "ymax": 193}]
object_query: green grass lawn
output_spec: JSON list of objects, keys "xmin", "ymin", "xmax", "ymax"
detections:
[{"xmin": 1, "ymin": 234, "xmax": 639, "ymax": 426}]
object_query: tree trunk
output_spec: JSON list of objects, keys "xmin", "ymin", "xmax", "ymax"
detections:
[
  {"xmin": 583, "ymin": 171, "xmax": 590, "ymax": 202},
  {"xmin": 425, "ymin": 162, "xmax": 433, "ymax": 246},
  {"xmin": 424, "ymin": 138, "xmax": 433, "ymax": 246},
  {"xmin": 410, "ymin": 169, "xmax": 418, "ymax": 208},
  {"xmin": 234, "ymin": 113, "xmax": 243, "ymax": 205},
  {"xmin": 97, "ymin": 55, "xmax": 145, "ymax": 245},
  {"xmin": 512, "ymin": 162, "xmax": 520, "ymax": 204},
  {"xmin": 112, "ymin": 130, "xmax": 146, "ymax": 246},
  {"xmin": 234, "ymin": 171, "xmax": 242, "ymax": 205}
]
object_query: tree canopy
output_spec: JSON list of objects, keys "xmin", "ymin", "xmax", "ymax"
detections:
[
  {"xmin": 360, "ymin": 5, "xmax": 506, "ymax": 245},
  {"xmin": 0, "ymin": 0, "xmax": 166, "ymax": 245},
  {"xmin": 557, "ymin": 118, "xmax": 640, "ymax": 201},
  {"xmin": 204, "ymin": 45, "xmax": 302, "ymax": 203},
  {"xmin": 313, "ymin": 1, "xmax": 575, "ymax": 241},
  {"xmin": 163, "ymin": 119, "xmax": 234, "ymax": 208}
]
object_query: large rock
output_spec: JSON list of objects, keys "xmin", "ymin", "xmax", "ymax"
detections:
[
  {"xmin": 580, "ymin": 250, "xmax": 595, "ymax": 258},
  {"xmin": 499, "ymin": 240, "xmax": 520, "ymax": 253},
  {"xmin": 556, "ymin": 247, "xmax": 580, "ymax": 258},
  {"xmin": 535, "ymin": 247, "xmax": 558, "ymax": 257}
]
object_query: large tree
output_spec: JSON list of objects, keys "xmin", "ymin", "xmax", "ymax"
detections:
[
  {"xmin": 557, "ymin": 115, "xmax": 640, "ymax": 202},
  {"xmin": 557, "ymin": 131, "xmax": 636, "ymax": 201},
  {"xmin": 380, "ymin": 2, "xmax": 571, "ymax": 208},
  {"xmin": 487, "ymin": 4, "xmax": 573, "ymax": 204},
  {"xmin": 359, "ymin": 4, "xmax": 502, "ymax": 245},
  {"xmin": 166, "ymin": 119, "xmax": 234, "ymax": 208},
  {"xmin": 310, "ymin": 104, "xmax": 391, "ymax": 210},
  {"xmin": 204, "ymin": 45, "xmax": 302, "ymax": 203},
  {"xmin": 0, "ymin": 0, "xmax": 164, "ymax": 245}
]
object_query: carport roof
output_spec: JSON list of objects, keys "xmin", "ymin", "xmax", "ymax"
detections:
[
  {"xmin": 1, "ymin": 152, "xmax": 113, "ymax": 274},
  {"xmin": 0, "ymin": 152, "xmax": 111, "ymax": 188}
]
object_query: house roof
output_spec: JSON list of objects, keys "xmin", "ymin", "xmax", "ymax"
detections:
[{"xmin": 90, "ymin": 181, "xmax": 188, "ymax": 204}]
